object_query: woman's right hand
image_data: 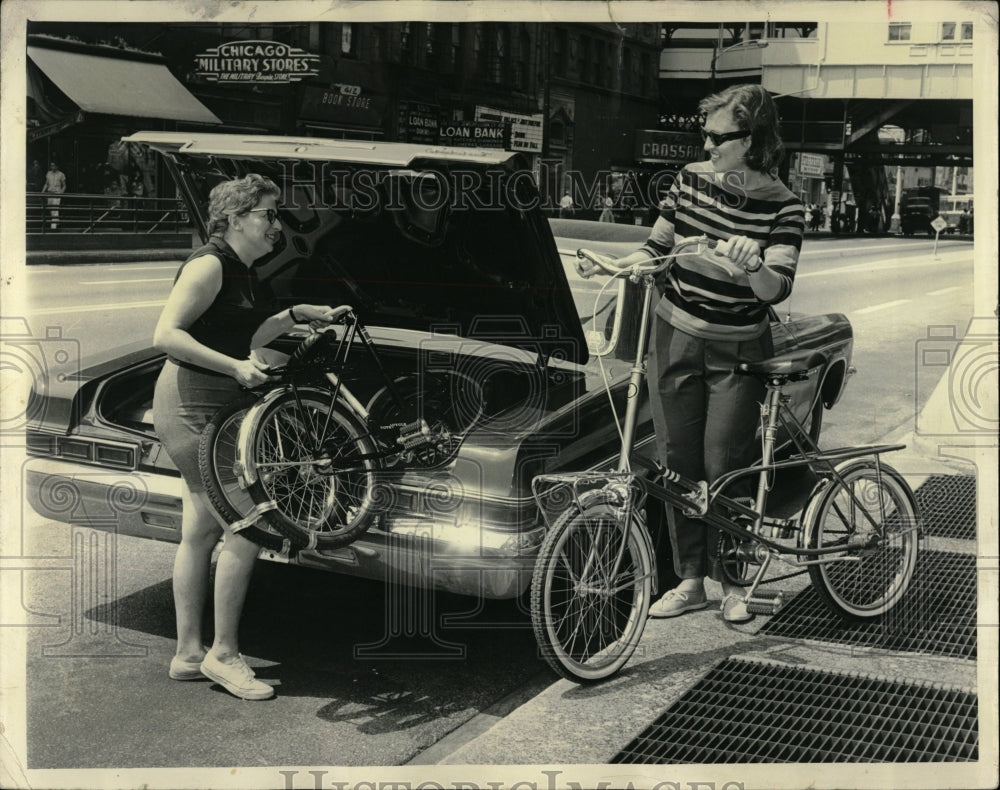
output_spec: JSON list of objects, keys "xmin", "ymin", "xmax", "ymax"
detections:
[{"xmin": 232, "ymin": 357, "xmax": 274, "ymax": 388}]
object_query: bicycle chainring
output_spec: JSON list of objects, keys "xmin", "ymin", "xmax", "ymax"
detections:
[{"xmin": 717, "ymin": 532, "xmax": 758, "ymax": 586}]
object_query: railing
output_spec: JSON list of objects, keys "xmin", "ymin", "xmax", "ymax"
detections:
[{"xmin": 26, "ymin": 192, "xmax": 192, "ymax": 236}]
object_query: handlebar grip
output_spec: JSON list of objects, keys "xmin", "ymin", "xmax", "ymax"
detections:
[
  {"xmin": 709, "ymin": 238, "xmax": 763, "ymax": 274},
  {"xmin": 574, "ymin": 256, "xmax": 600, "ymax": 279},
  {"xmin": 575, "ymin": 248, "xmax": 616, "ymax": 278}
]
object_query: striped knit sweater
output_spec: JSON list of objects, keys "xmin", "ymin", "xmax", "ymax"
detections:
[{"xmin": 642, "ymin": 160, "xmax": 804, "ymax": 341}]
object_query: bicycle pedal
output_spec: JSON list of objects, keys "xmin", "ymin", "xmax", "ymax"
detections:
[
  {"xmin": 745, "ymin": 589, "xmax": 785, "ymax": 615},
  {"xmin": 397, "ymin": 418, "xmax": 431, "ymax": 449}
]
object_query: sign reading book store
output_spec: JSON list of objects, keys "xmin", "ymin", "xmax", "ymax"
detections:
[{"xmin": 195, "ymin": 39, "xmax": 320, "ymax": 83}]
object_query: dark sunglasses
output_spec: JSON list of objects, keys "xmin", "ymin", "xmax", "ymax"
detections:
[
  {"xmin": 700, "ymin": 127, "xmax": 751, "ymax": 146},
  {"xmin": 246, "ymin": 208, "xmax": 278, "ymax": 224}
]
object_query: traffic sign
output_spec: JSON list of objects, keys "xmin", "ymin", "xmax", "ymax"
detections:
[{"xmin": 931, "ymin": 216, "xmax": 948, "ymax": 233}]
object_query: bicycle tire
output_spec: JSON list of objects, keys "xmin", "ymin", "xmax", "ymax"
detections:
[
  {"xmin": 803, "ymin": 459, "xmax": 919, "ymax": 620},
  {"xmin": 197, "ymin": 392, "xmax": 288, "ymax": 553},
  {"xmin": 530, "ymin": 491, "xmax": 653, "ymax": 683},
  {"xmin": 240, "ymin": 387, "xmax": 381, "ymax": 550}
]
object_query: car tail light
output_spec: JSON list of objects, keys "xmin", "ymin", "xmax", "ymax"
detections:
[{"xmin": 26, "ymin": 431, "xmax": 138, "ymax": 470}]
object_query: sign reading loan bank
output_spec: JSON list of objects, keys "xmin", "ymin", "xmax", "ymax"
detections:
[{"xmin": 195, "ymin": 40, "xmax": 320, "ymax": 83}]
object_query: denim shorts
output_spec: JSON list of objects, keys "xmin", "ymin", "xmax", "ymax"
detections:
[{"xmin": 152, "ymin": 359, "xmax": 242, "ymax": 492}]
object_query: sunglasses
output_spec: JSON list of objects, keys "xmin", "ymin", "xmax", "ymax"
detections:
[
  {"xmin": 700, "ymin": 127, "xmax": 751, "ymax": 146},
  {"xmin": 246, "ymin": 208, "xmax": 278, "ymax": 224}
]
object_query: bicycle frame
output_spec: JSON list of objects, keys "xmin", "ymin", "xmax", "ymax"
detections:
[{"xmin": 235, "ymin": 311, "xmax": 468, "ymax": 489}]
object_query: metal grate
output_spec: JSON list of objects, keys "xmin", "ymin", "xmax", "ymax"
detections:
[
  {"xmin": 761, "ymin": 551, "xmax": 976, "ymax": 659},
  {"xmin": 913, "ymin": 474, "xmax": 977, "ymax": 540},
  {"xmin": 611, "ymin": 658, "xmax": 978, "ymax": 763}
]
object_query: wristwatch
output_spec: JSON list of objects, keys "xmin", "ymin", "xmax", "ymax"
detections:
[
  {"xmin": 289, "ymin": 306, "xmax": 302, "ymax": 322},
  {"xmin": 744, "ymin": 258, "xmax": 763, "ymax": 274}
]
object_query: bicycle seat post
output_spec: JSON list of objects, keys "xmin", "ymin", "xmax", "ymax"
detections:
[{"xmin": 752, "ymin": 378, "xmax": 786, "ymax": 535}]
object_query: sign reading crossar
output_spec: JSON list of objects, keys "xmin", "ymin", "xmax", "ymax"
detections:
[{"xmin": 195, "ymin": 39, "xmax": 320, "ymax": 83}]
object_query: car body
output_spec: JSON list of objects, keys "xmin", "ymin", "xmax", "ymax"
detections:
[{"xmin": 25, "ymin": 132, "xmax": 854, "ymax": 599}]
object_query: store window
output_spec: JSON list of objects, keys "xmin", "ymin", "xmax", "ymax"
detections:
[
  {"xmin": 888, "ymin": 22, "xmax": 911, "ymax": 41},
  {"xmin": 425, "ymin": 23, "xmax": 438, "ymax": 69},
  {"xmin": 492, "ymin": 25, "xmax": 509, "ymax": 84},
  {"xmin": 941, "ymin": 22, "xmax": 956, "ymax": 41},
  {"xmin": 553, "ymin": 29, "xmax": 568, "ymax": 78},
  {"xmin": 580, "ymin": 36, "xmax": 592, "ymax": 83},
  {"xmin": 961, "ymin": 22, "xmax": 973, "ymax": 40},
  {"xmin": 400, "ymin": 22, "xmax": 413, "ymax": 65},
  {"xmin": 451, "ymin": 25, "xmax": 462, "ymax": 70},
  {"xmin": 341, "ymin": 23, "xmax": 356, "ymax": 57}
]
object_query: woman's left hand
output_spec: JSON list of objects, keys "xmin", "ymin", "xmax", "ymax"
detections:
[
  {"xmin": 291, "ymin": 304, "xmax": 353, "ymax": 331},
  {"xmin": 719, "ymin": 235, "xmax": 763, "ymax": 272}
]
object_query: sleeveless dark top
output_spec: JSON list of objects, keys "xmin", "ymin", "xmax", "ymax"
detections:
[{"xmin": 167, "ymin": 236, "xmax": 277, "ymax": 373}]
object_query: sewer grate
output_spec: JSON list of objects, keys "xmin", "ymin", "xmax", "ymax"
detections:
[
  {"xmin": 611, "ymin": 658, "xmax": 978, "ymax": 763},
  {"xmin": 914, "ymin": 474, "xmax": 977, "ymax": 540},
  {"xmin": 760, "ymin": 551, "xmax": 976, "ymax": 659}
]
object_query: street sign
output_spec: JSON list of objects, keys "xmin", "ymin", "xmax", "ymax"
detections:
[
  {"xmin": 931, "ymin": 215, "xmax": 948, "ymax": 258},
  {"xmin": 799, "ymin": 153, "xmax": 825, "ymax": 177}
]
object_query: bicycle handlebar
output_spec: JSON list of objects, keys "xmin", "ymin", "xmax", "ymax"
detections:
[{"xmin": 575, "ymin": 236, "xmax": 761, "ymax": 281}]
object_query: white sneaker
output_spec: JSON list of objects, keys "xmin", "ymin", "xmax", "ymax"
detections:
[
  {"xmin": 200, "ymin": 653, "xmax": 275, "ymax": 700},
  {"xmin": 649, "ymin": 587, "xmax": 708, "ymax": 618},
  {"xmin": 721, "ymin": 594, "xmax": 754, "ymax": 623}
]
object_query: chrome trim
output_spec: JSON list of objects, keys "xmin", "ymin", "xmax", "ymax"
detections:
[{"xmin": 23, "ymin": 456, "xmax": 180, "ymax": 498}]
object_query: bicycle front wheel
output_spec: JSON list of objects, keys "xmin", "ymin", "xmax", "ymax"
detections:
[
  {"xmin": 804, "ymin": 459, "xmax": 919, "ymax": 620},
  {"xmin": 241, "ymin": 388, "xmax": 380, "ymax": 550},
  {"xmin": 530, "ymin": 493, "xmax": 653, "ymax": 683}
]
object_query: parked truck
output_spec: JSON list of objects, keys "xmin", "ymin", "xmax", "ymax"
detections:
[{"xmin": 899, "ymin": 186, "xmax": 944, "ymax": 236}]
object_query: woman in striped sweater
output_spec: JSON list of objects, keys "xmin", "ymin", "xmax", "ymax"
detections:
[{"xmin": 618, "ymin": 84, "xmax": 805, "ymax": 623}]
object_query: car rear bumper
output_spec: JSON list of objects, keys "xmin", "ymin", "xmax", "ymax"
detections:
[
  {"xmin": 24, "ymin": 458, "xmax": 539, "ymax": 599},
  {"xmin": 24, "ymin": 457, "xmax": 185, "ymax": 543}
]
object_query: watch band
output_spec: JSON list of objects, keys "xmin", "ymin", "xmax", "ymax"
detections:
[
  {"xmin": 289, "ymin": 306, "xmax": 302, "ymax": 322},
  {"xmin": 744, "ymin": 258, "xmax": 763, "ymax": 274}
]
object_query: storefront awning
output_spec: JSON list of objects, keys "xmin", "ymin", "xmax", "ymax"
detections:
[{"xmin": 27, "ymin": 45, "xmax": 221, "ymax": 125}]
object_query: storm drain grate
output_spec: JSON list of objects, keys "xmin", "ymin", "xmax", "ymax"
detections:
[
  {"xmin": 914, "ymin": 474, "xmax": 977, "ymax": 540},
  {"xmin": 760, "ymin": 551, "xmax": 976, "ymax": 659},
  {"xmin": 611, "ymin": 658, "xmax": 978, "ymax": 763}
]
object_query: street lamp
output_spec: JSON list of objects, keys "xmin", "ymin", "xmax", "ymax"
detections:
[{"xmin": 710, "ymin": 39, "xmax": 768, "ymax": 93}]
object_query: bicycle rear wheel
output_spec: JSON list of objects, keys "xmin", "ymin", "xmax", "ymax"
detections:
[
  {"xmin": 804, "ymin": 459, "xmax": 919, "ymax": 620},
  {"xmin": 530, "ymin": 492, "xmax": 653, "ymax": 683},
  {"xmin": 241, "ymin": 388, "xmax": 380, "ymax": 550},
  {"xmin": 197, "ymin": 393, "xmax": 286, "ymax": 553}
]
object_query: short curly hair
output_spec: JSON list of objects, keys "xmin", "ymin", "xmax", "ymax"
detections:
[
  {"xmin": 206, "ymin": 173, "xmax": 281, "ymax": 236},
  {"xmin": 699, "ymin": 84, "xmax": 785, "ymax": 175}
]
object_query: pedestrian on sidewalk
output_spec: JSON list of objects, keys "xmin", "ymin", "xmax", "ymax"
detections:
[
  {"xmin": 612, "ymin": 84, "xmax": 803, "ymax": 624},
  {"xmin": 41, "ymin": 161, "xmax": 66, "ymax": 230},
  {"xmin": 152, "ymin": 173, "xmax": 349, "ymax": 700},
  {"xmin": 558, "ymin": 191, "xmax": 575, "ymax": 218},
  {"xmin": 599, "ymin": 195, "xmax": 616, "ymax": 223}
]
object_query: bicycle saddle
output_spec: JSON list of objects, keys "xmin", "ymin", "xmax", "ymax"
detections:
[
  {"xmin": 737, "ymin": 349, "xmax": 826, "ymax": 381},
  {"xmin": 286, "ymin": 327, "xmax": 339, "ymax": 371}
]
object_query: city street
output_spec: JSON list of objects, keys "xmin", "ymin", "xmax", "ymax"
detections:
[
  {"xmin": 12, "ymin": 233, "xmax": 977, "ymax": 768},
  {"xmin": 24, "ymin": 233, "xmax": 976, "ymax": 448}
]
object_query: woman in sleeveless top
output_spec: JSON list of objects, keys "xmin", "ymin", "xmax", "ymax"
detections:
[
  {"xmin": 615, "ymin": 85, "xmax": 805, "ymax": 624},
  {"xmin": 152, "ymin": 173, "xmax": 347, "ymax": 699}
]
